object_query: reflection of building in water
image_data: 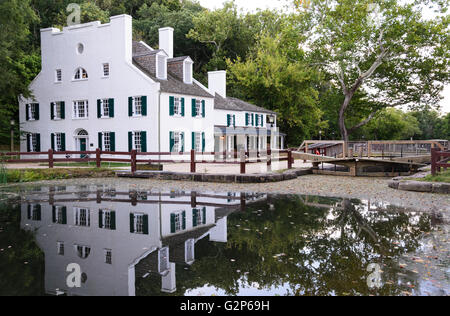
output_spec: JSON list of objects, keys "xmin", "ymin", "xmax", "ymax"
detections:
[{"xmin": 21, "ymin": 186, "xmax": 266, "ymax": 296}]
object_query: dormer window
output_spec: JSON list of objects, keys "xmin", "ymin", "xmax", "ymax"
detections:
[
  {"xmin": 74, "ymin": 67, "xmax": 88, "ymax": 80},
  {"xmin": 157, "ymin": 54, "xmax": 167, "ymax": 80},
  {"xmin": 184, "ymin": 60, "xmax": 193, "ymax": 84}
]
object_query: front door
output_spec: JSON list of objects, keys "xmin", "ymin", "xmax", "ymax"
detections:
[{"xmin": 80, "ymin": 138, "xmax": 87, "ymax": 158}]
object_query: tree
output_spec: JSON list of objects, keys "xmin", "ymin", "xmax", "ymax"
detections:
[
  {"xmin": 294, "ymin": 0, "xmax": 450, "ymax": 144},
  {"xmin": 227, "ymin": 36, "xmax": 324, "ymax": 143}
]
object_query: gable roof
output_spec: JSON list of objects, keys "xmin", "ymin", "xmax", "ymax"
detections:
[
  {"xmin": 214, "ymin": 93, "xmax": 276, "ymax": 115},
  {"xmin": 132, "ymin": 41, "xmax": 213, "ymax": 98}
]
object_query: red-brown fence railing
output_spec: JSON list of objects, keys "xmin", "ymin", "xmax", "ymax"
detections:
[
  {"xmin": 0, "ymin": 149, "xmax": 294, "ymax": 175},
  {"xmin": 431, "ymin": 148, "xmax": 450, "ymax": 176}
]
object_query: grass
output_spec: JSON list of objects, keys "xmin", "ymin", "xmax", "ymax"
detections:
[
  {"xmin": 0, "ymin": 168, "xmax": 116, "ymax": 184},
  {"xmin": 420, "ymin": 169, "xmax": 450, "ymax": 183}
]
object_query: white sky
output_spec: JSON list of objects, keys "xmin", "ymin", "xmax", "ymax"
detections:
[{"xmin": 197, "ymin": 0, "xmax": 450, "ymax": 114}]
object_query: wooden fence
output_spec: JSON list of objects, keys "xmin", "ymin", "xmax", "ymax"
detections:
[
  {"xmin": 431, "ymin": 148, "xmax": 450, "ymax": 176},
  {"xmin": 0, "ymin": 149, "xmax": 294, "ymax": 175}
]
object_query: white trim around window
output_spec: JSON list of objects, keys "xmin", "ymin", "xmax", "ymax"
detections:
[{"xmin": 73, "ymin": 100, "xmax": 89, "ymax": 119}]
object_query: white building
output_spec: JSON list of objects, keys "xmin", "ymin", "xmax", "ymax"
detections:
[
  {"xmin": 20, "ymin": 185, "xmax": 266, "ymax": 296},
  {"xmin": 19, "ymin": 15, "xmax": 285, "ymax": 157}
]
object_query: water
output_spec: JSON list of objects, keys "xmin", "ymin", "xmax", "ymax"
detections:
[{"xmin": 0, "ymin": 184, "xmax": 448, "ymax": 296}]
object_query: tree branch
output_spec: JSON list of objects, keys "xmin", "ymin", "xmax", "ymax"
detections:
[{"xmin": 348, "ymin": 110, "xmax": 378, "ymax": 132}]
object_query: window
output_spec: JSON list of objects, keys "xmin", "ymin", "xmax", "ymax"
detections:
[
  {"xmin": 74, "ymin": 67, "xmax": 88, "ymax": 80},
  {"xmin": 134, "ymin": 132, "xmax": 141, "ymax": 152},
  {"xmin": 77, "ymin": 43, "xmax": 84, "ymax": 55},
  {"xmin": 56, "ymin": 69, "xmax": 62, "ymax": 82},
  {"xmin": 57, "ymin": 242, "xmax": 65, "ymax": 256},
  {"xmin": 227, "ymin": 114, "xmax": 236, "ymax": 127},
  {"xmin": 134, "ymin": 97, "xmax": 142, "ymax": 116},
  {"xmin": 74, "ymin": 208, "xmax": 90, "ymax": 227},
  {"xmin": 174, "ymin": 97, "xmax": 181, "ymax": 115},
  {"xmin": 27, "ymin": 133, "xmax": 40, "ymax": 152},
  {"xmin": 171, "ymin": 132, "xmax": 184, "ymax": 153},
  {"xmin": 104, "ymin": 249, "xmax": 112, "ymax": 264},
  {"xmin": 73, "ymin": 100, "xmax": 89, "ymax": 119},
  {"xmin": 193, "ymin": 208, "xmax": 206, "ymax": 227},
  {"xmin": 101, "ymin": 99, "xmax": 109, "ymax": 117},
  {"xmin": 129, "ymin": 131, "xmax": 147, "ymax": 153},
  {"xmin": 103, "ymin": 132, "xmax": 111, "ymax": 151},
  {"xmin": 184, "ymin": 61, "xmax": 193, "ymax": 84},
  {"xmin": 129, "ymin": 96, "xmax": 147, "ymax": 117},
  {"xmin": 26, "ymin": 103, "xmax": 39, "ymax": 121},
  {"xmin": 134, "ymin": 214, "xmax": 144, "ymax": 234},
  {"xmin": 53, "ymin": 206, "xmax": 66, "ymax": 224},
  {"xmin": 195, "ymin": 100, "xmax": 202, "ymax": 117},
  {"xmin": 75, "ymin": 245, "xmax": 91, "ymax": 259},
  {"xmin": 99, "ymin": 209, "xmax": 115, "ymax": 230},
  {"xmin": 103, "ymin": 63, "xmax": 110, "ymax": 77},
  {"xmin": 27, "ymin": 204, "xmax": 41, "ymax": 221},
  {"xmin": 52, "ymin": 133, "xmax": 65, "ymax": 152},
  {"xmin": 51, "ymin": 102, "xmax": 65, "ymax": 120}
]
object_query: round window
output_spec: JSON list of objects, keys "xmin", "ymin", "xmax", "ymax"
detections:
[{"xmin": 77, "ymin": 43, "xmax": 84, "ymax": 54}]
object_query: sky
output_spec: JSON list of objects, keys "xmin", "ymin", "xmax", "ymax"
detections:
[{"xmin": 197, "ymin": 0, "xmax": 450, "ymax": 114}]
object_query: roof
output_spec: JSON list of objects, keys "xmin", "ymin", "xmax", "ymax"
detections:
[
  {"xmin": 214, "ymin": 93, "xmax": 276, "ymax": 115},
  {"xmin": 132, "ymin": 42, "xmax": 213, "ymax": 98}
]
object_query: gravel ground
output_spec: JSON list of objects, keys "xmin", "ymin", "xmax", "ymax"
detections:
[{"xmin": 3, "ymin": 175, "xmax": 449, "ymax": 214}]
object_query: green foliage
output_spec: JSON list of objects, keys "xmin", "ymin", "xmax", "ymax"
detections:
[
  {"xmin": 411, "ymin": 110, "xmax": 450, "ymax": 140},
  {"xmin": 421, "ymin": 169, "xmax": 450, "ymax": 183},
  {"xmin": 0, "ymin": 202, "xmax": 45, "ymax": 296},
  {"xmin": 227, "ymin": 36, "xmax": 325, "ymax": 144},
  {"xmin": 2, "ymin": 168, "xmax": 116, "ymax": 184}
]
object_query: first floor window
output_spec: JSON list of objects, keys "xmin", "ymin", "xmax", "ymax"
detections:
[
  {"xmin": 129, "ymin": 131, "xmax": 147, "ymax": 152},
  {"xmin": 192, "ymin": 132, "xmax": 205, "ymax": 153},
  {"xmin": 170, "ymin": 132, "xmax": 184, "ymax": 153},
  {"xmin": 74, "ymin": 208, "xmax": 90, "ymax": 227},
  {"xmin": 130, "ymin": 213, "xmax": 149, "ymax": 235},
  {"xmin": 27, "ymin": 133, "xmax": 40, "ymax": 152},
  {"xmin": 99, "ymin": 210, "xmax": 116, "ymax": 230},
  {"xmin": 170, "ymin": 211, "xmax": 186, "ymax": 234},
  {"xmin": 73, "ymin": 100, "xmax": 89, "ymax": 119},
  {"xmin": 103, "ymin": 132, "xmax": 111, "ymax": 151},
  {"xmin": 51, "ymin": 133, "xmax": 66, "ymax": 152}
]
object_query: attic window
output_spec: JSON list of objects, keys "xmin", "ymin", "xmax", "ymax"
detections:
[
  {"xmin": 184, "ymin": 61, "xmax": 193, "ymax": 84},
  {"xmin": 157, "ymin": 55, "xmax": 167, "ymax": 80},
  {"xmin": 77, "ymin": 43, "xmax": 84, "ymax": 54},
  {"xmin": 74, "ymin": 67, "xmax": 88, "ymax": 80}
]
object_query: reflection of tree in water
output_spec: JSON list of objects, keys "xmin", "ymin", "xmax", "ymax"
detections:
[
  {"xmin": 138, "ymin": 196, "xmax": 432, "ymax": 296},
  {"xmin": 0, "ymin": 202, "xmax": 45, "ymax": 296}
]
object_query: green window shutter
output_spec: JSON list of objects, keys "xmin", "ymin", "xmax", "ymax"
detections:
[
  {"xmin": 110, "ymin": 211, "xmax": 116, "ymax": 230},
  {"xmin": 245, "ymin": 113, "xmax": 249, "ymax": 126},
  {"xmin": 98, "ymin": 132, "xmax": 103, "ymax": 151},
  {"xmin": 143, "ymin": 215, "xmax": 149, "ymax": 235},
  {"xmin": 251, "ymin": 114, "xmax": 254, "ymax": 126},
  {"xmin": 170, "ymin": 132, "xmax": 174, "ymax": 152},
  {"xmin": 97, "ymin": 99, "xmax": 101, "ymax": 118},
  {"xmin": 141, "ymin": 131, "xmax": 147, "ymax": 153},
  {"xmin": 35, "ymin": 104, "xmax": 40, "ymax": 120},
  {"xmin": 110, "ymin": 132, "xmax": 116, "ymax": 152},
  {"xmin": 202, "ymin": 133, "xmax": 205, "ymax": 152},
  {"xmin": 192, "ymin": 132, "xmax": 196, "ymax": 151},
  {"xmin": 141, "ymin": 96, "xmax": 147, "ymax": 116},
  {"xmin": 26, "ymin": 134, "xmax": 31, "ymax": 152},
  {"xmin": 52, "ymin": 206, "xmax": 56, "ymax": 223},
  {"xmin": 109, "ymin": 99, "xmax": 114, "ymax": 118},
  {"xmin": 61, "ymin": 102, "xmax": 65, "ymax": 119},
  {"xmin": 26, "ymin": 104, "xmax": 30, "ymax": 121},
  {"xmin": 255, "ymin": 115, "xmax": 259, "ymax": 127},
  {"xmin": 180, "ymin": 132, "xmax": 185, "ymax": 153},
  {"xmin": 61, "ymin": 133, "xmax": 66, "ymax": 151},
  {"xmin": 51, "ymin": 103, "xmax": 55, "ymax": 120},
  {"xmin": 128, "ymin": 97, "xmax": 133, "ymax": 117},
  {"xmin": 27, "ymin": 205, "xmax": 31, "ymax": 220},
  {"xmin": 36, "ymin": 134, "xmax": 41, "ymax": 152},
  {"xmin": 193, "ymin": 209, "xmax": 198, "ymax": 227},
  {"xmin": 62, "ymin": 207, "xmax": 67, "ymax": 224},
  {"xmin": 169, "ymin": 96, "xmax": 175, "ymax": 116},
  {"xmin": 182, "ymin": 211, "xmax": 186, "ymax": 230},
  {"xmin": 227, "ymin": 114, "xmax": 230, "ymax": 127},
  {"xmin": 260, "ymin": 115, "xmax": 264, "ymax": 127},
  {"xmin": 36, "ymin": 205, "xmax": 41, "ymax": 221},
  {"xmin": 181, "ymin": 98, "xmax": 185, "ymax": 117},
  {"xmin": 233, "ymin": 115, "xmax": 236, "ymax": 127},
  {"xmin": 170, "ymin": 213, "xmax": 176, "ymax": 233},
  {"xmin": 51, "ymin": 133, "xmax": 55, "ymax": 151},
  {"xmin": 202, "ymin": 207, "xmax": 206, "ymax": 225},
  {"xmin": 99, "ymin": 210, "xmax": 104, "ymax": 228},
  {"xmin": 128, "ymin": 132, "xmax": 133, "ymax": 152},
  {"xmin": 192, "ymin": 99, "xmax": 196, "ymax": 117},
  {"xmin": 130, "ymin": 213, "xmax": 135, "ymax": 233},
  {"xmin": 202, "ymin": 100, "xmax": 206, "ymax": 117}
]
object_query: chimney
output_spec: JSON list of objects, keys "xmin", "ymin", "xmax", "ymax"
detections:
[
  {"xmin": 208, "ymin": 71, "xmax": 227, "ymax": 98},
  {"xmin": 159, "ymin": 27, "xmax": 174, "ymax": 59}
]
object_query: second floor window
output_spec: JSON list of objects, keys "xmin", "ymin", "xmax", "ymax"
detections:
[
  {"xmin": 51, "ymin": 102, "xmax": 65, "ymax": 120},
  {"xmin": 57, "ymin": 242, "xmax": 65, "ymax": 256},
  {"xmin": 129, "ymin": 96, "xmax": 147, "ymax": 117},
  {"xmin": 130, "ymin": 213, "xmax": 149, "ymax": 235},
  {"xmin": 73, "ymin": 100, "xmax": 89, "ymax": 119},
  {"xmin": 99, "ymin": 210, "xmax": 116, "ymax": 230},
  {"xmin": 26, "ymin": 103, "xmax": 39, "ymax": 121}
]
